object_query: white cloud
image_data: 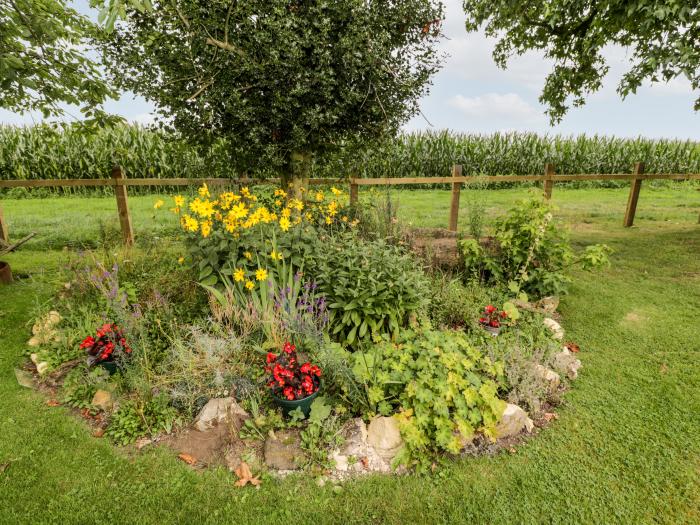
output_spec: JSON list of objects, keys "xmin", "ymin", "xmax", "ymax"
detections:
[{"xmin": 449, "ymin": 93, "xmax": 542, "ymax": 121}]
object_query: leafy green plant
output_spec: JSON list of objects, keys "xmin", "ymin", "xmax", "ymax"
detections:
[
  {"xmin": 61, "ymin": 365, "xmax": 110, "ymax": 410},
  {"xmin": 105, "ymin": 394, "xmax": 178, "ymax": 445},
  {"xmin": 352, "ymin": 328, "xmax": 507, "ymax": 459},
  {"xmin": 299, "ymin": 397, "xmax": 345, "ymax": 470},
  {"xmin": 460, "ymin": 197, "xmax": 612, "ymax": 297},
  {"xmin": 313, "ymin": 237, "xmax": 429, "ymax": 347}
]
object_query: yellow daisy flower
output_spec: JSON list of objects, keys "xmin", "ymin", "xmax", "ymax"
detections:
[
  {"xmin": 153, "ymin": 199, "xmax": 164, "ymax": 210},
  {"xmin": 245, "ymin": 280, "xmax": 255, "ymax": 291},
  {"xmin": 279, "ymin": 217, "xmax": 291, "ymax": 232},
  {"xmin": 255, "ymin": 268, "xmax": 268, "ymax": 281},
  {"xmin": 234, "ymin": 268, "xmax": 245, "ymax": 282}
]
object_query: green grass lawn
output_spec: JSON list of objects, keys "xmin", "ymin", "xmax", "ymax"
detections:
[{"xmin": 1, "ymin": 187, "xmax": 699, "ymax": 524}]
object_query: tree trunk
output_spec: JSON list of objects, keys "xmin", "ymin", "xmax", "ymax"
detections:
[{"xmin": 282, "ymin": 151, "xmax": 312, "ymax": 199}]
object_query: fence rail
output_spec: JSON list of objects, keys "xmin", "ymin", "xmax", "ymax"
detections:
[{"xmin": 1, "ymin": 164, "xmax": 698, "ymax": 246}]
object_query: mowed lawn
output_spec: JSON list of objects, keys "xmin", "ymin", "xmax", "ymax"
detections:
[{"xmin": 1, "ymin": 186, "xmax": 699, "ymax": 524}]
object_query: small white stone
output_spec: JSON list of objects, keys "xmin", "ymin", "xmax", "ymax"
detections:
[
  {"xmin": 193, "ymin": 397, "xmax": 248, "ymax": 432},
  {"xmin": 367, "ymin": 416, "xmax": 403, "ymax": 461},
  {"xmin": 496, "ymin": 403, "xmax": 534, "ymax": 438},
  {"xmin": 543, "ymin": 318, "xmax": 565, "ymax": 340}
]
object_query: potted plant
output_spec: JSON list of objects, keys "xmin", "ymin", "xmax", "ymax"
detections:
[
  {"xmin": 266, "ymin": 341, "xmax": 322, "ymax": 417},
  {"xmin": 80, "ymin": 323, "xmax": 132, "ymax": 375},
  {"xmin": 478, "ymin": 305, "xmax": 508, "ymax": 336}
]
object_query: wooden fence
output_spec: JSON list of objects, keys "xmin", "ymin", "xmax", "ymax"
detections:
[{"xmin": 0, "ymin": 163, "xmax": 698, "ymax": 246}]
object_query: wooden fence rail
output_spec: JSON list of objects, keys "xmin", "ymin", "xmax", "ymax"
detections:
[{"xmin": 0, "ymin": 164, "xmax": 698, "ymax": 245}]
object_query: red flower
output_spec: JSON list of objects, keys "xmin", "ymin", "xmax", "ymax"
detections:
[
  {"xmin": 485, "ymin": 305, "xmax": 497, "ymax": 314},
  {"xmin": 283, "ymin": 387, "xmax": 294, "ymax": 400},
  {"xmin": 478, "ymin": 317, "xmax": 487, "ymax": 324},
  {"xmin": 310, "ymin": 365, "xmax": 321, "ymax": 377},
  {"xmin": 500, "ymin": 311, "xmax": 508, "ymax": 319},
  {"xmin": 79, "ymin": 336, "xmax": 95, "ymax": 349},
  {"xmin": 300, "ymin": 362, "xmax": 311, "ymax": 374},
  {"xmin": 490, "ymin": 320, "xmax": 500, "ymax": 328},
  {"xmin": 266, "ymin": 352, "xmax": 277, "ymax": 364}
]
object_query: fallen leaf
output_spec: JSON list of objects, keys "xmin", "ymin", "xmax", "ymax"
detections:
[
  {"xmin": 46, "ymin": 399, "xmax": 60, "ymax": 407},
  {"xmin": 0, "ymin": 463, "xmax": 9, "ymax": 474},
  {"xmin": 92, "ymin": 428, "xmax": 105, "ymax": 438},
  {"xmin": 178, "ymin": 453, "xmax": 198, "ymax": 466},
  {"xmin": 508, "ymin": 447, "xmax": 517, "ymax": 454},
  {"xmin": 660, "ymin": 363, "xmax": 669, "ymax": 374},
  {"xmin": 543, "ymin": 412, "xmax": 559, "ymax": 422},
  {"xmin": 360, "ymin": 456, "xmax": 369, "ymax": 469},
  {"xmin": 234, "ymin": 461, "xmax": 261, "ymax": 487},
  {"xmin": 565, "ymin": 342, "xmax": 580, "ymax": 353}
]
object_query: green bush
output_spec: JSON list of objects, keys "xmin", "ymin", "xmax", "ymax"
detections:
[
  {"xmin": 352, "ymin": 328, "xmax": 507, "ymax": 460},
  {"xmin": 106, "ymin": 394, "xmax": 178, "ymax": 445},
  {"xmin": 313, "ymin": 237, "xmax": 429, "ymax": 347},
  {"xmin": 460, "ymin": 197, "xmax": 611, "ymax": 297},
  {"xmin": 427, "ymin": 275, "xmax": 505, "ymax": 329}
]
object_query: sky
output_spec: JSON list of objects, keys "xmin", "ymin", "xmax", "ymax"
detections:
[{"xmin": 1, "ymin": 0, "xmax": 698, "ymax": 139}]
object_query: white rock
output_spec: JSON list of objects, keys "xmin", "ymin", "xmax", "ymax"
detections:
[
  {"xmin": 534, "ymin": 364, "xmax": 561, "ymax": 394},
  {"xmin": 329, "ymin": 418, "xmax": 393, "ymax": 474},
  {"xmin": 543, "ymin": 318, "xmax": 565, "ymax": 341},
  {"xmin": 193, "ymin": 397, "xmax": 248, "ymax": 432},
  {"xmin": 367, "ymin": 416, "xmax": 403, "ymax": 462},
  {"xmin": 553, "ymin": 348, "xmax": 582, "ymax": 380},
  {"xmin": 495, "ymin": 403, "xmax": 534, "ymax": 438}
]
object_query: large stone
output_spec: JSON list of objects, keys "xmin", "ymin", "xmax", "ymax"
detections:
[
  {"xmin": 92, "ymin": 389, "xmax": 114, "ymax": 412},
  {"xmin": 536, "ymin": 296, "xmax": 560, "ymax": 314},
  {"xmin": 14, "ymin": 368, "xmax": 34, "ymax": 388},
  {"xmin": 543, "ymin": 318, "xmax": 565, "ymax": 341},
  {"xmin": 495, "ymin": 403, "xmax": 534, "ymax": 439},
  {"xmin": 264, "ymin": 430, "xmax": 305, "ymax": 470},
  {"xmin": 367, "ymin": 416, "xmax": 404, "ymax": 462},
  {"xmin": 553, "ymin": 348, "xmax": 582, "ymax": 380},
  {"xmin": 193, "ymin": 397, "xmax": 248, "ymax": 432},
  {"xmin": 330, "ymin": 418, "xmax": 392, "ymax": 474},
  {"xmin": 533, "ymin": 364, "xmax": 561, "ymax": 394}
]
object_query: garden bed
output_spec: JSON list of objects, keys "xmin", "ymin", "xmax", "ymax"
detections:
[{"xmin": 15, "ymin": 185, "xmax": 604, "ymax": 483}]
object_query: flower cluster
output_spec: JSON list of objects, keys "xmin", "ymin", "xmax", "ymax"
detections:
[
  {"xmin": 80, "ymin": 323, "xmax": 132, "ymax": 366},
  {"xmin": 265, "ymin": 342, "xmax": 321, "ymax": 401},
  {"xmin": 171, "ymin": 183, "xmax": 352, "ymax": 239},
  {"xmin": 478, "ymin": 305, "xmax": 508, "ymax": 328}
]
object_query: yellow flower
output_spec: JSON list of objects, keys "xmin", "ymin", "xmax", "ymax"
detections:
[
  {"xmin": 289, "ymin": 198, "xmax": 304, "ymax": 211},
  {"xmin": 315, "ymin": 191, "xmax": 324, "ymax": 202},
  {"xmin": 198, "ymin": 183, "xmax": 210, "ymax": 198},
  {"xmin": 244, "ymin": 251, "xmax": 253, "ymax": 260},
  {"xmin": 325, "ymin": 216, "xmax": 332, "ymax": 225},
  {"xmin": 174, "ymin": 195, "xmax": 185, "ymax": 208},
  {"xmin": 181, "ymin": 214, "xmax": 199, "ymax": 232},
  {"xmin": 342, "ymin": 216, "xmax": 348, "ymax": 222},
  {"xmin": 234, "ymin": 268, "xmax": 245, "ymax": 282},
  {"xmin": 274, "ymin": 189, "xmax": 287, "ymax": 198},
  {"xmin": 279, "ymin": 217, "xmax": 291, "ymax": 232},
  {"xmin": 270, "ymin": 251, "xmax": 283, "ymax": 261},
  {"xmin": 275, "ymin": 199, "xmax": 282, "ymax": 207},
  {"xmin": 178, "ymin": 256, "xmax": 185, "ymax": 264},
  {"xmin": 331, "ymin": 187, "xmax": 342, "ymax": 196},
  {"xmin": 281, "ymin": 208, "xmax": 291, "ymax": 219},
  {"xmin": 255, "ymin": 268, "xmax": 268, "ymax": 281},
  {"xmin": 201, "ymin": 220, "xmax": 212, "ymax": 238},
  {"xmin": 245, "ymin": 280, "xmax": 255, "ymax": 291},
  {"xmin": 240, "ymin": 187, "xmax": 252, "ymax": 199},
  {"xmin": 154, "ymin": 199, "xmax": 164, "ymax": 210}
]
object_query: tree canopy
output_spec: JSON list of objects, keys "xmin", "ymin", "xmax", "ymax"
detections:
[
  {"xmin": 463, "ymin": 0, "xmax": 700, "ymax": 122},
  {"xmin": 102, "ymin": 0, "xmax": 444, "ymax": 183}
]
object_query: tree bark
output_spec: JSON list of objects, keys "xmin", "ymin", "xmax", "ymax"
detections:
[{"xmin": 282, "ymin": 151, "xmax": 312, "ymax": 199}]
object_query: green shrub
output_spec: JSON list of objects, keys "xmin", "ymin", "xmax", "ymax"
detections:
[
  {"xmin": 352, "ymin": 328, "xmax": 507, "ymax": 459},
  {"xmin": 61, "ymin": 365, "xmax": 111, "ymax": 409},
  {"xmin": 106, "ymin": 394, "xmax": 178, "ymax": 445},
  {"xmin": 313, "ymin": 237, "xmax": 429, "ymax": 347},
  {"xmin": 427, "ymin": 275, "xmax": 504, "ymax": 329},
  {"xmin": 460, "ymin": 197, "xmax": 611, "ymax": 297}
]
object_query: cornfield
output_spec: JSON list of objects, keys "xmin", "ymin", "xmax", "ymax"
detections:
[{"xmin": 1, "ymin": 125, "xmax": 698, "ymax": 193}]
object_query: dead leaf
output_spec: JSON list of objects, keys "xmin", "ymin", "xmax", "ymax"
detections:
[
  {"xmin": 178, "ymin": 453, "xmax": 198, "ymax": 466},
  {"xmin": 543, "ymin": 412, "xmax": 559, "ymax": 422},
  {"xmin": 234, "ymin": 461, "xmax": 261, "ymax": 487},
  {"xmin": 46, "ymin": 399, "xmax": 60, "ymax": 407},
  {"xmin": 0, "ymin": 463, "xmax": 9, "ymax": 474},
  {"xmin": 508, "ymin": 447, "xmax": 517, "ymax": 454},
  {"xmin": 360, "ymin": 456, "xmax": 369, "ymax": 470},
  {"xmin": 565, "ymin": 342, "xmax": 580, "ymax": 353},
  {"xmin": 92, "ymin": 428, "xmax": 105, "ymax": 438},
  {"xmin": 660, "ymin": 363, "xmax": 669, "ymax": 375}
]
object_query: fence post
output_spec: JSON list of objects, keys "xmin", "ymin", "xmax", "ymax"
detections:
[
  {"xmin": 349, "ymin": 178, "xmax": 358, "ymax": 206},
  {"xmin": 112, "ymin": 166, "xmax": 134, "ymax": 246},
  {"xmin": 0, "ymin": 206, "xmax": 8, "ymax": 244},
  {"xmin": 448, "ymin": 164, "xmax": 462, "ymax": 232},
  {"xmin": 543, "ymin": 163, "xmax": 555, "ymax": 200},
  {"xmin": 623, "ymin": 162, "xmax": 645, "ymax": 227}
]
